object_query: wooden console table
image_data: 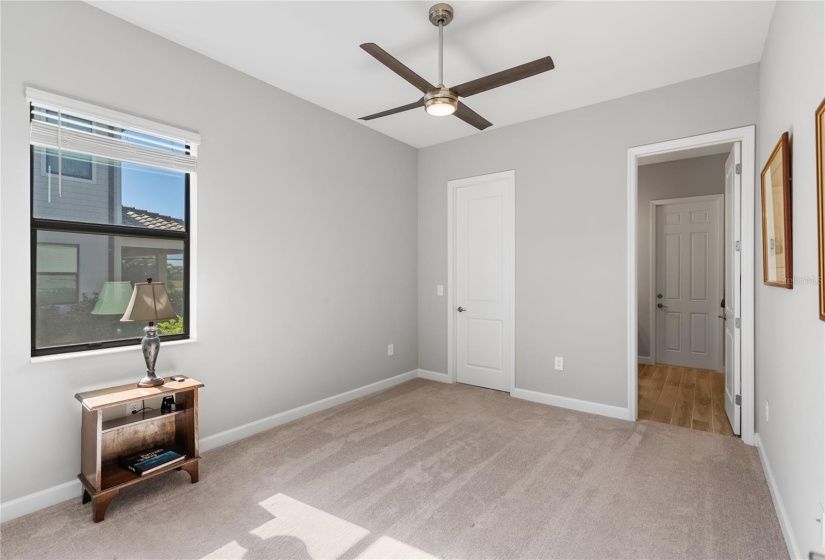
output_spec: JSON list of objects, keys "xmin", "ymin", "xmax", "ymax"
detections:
[{"xmin": 75, "ymin": 377, "xmax": 203, "ymax": 522}]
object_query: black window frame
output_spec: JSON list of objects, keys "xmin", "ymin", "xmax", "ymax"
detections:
[{"xmin": 30, "ymin": 144, "xmax": 191, "ymax": 357}]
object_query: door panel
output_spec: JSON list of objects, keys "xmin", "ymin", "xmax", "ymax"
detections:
[
  {"xmin": 467, "ymin": 196, "xmax": 502, "ymax": 302},
  {"xmin": 665, "ymin": 234, "xmax": 681, "ymax": 299},
  {"xmin": 455, "ymin": 173, "xmax": 514, "ymax": 392},
  {"xmin": 690, "ymin": 313, "xmax": 707, "ymax": 354},
  {"xmin": 466, "ymin": 319, "xmax": 502, "ymax": 369},
  {"xmin": 655, "ymin": 198, "xmax": 722, "ymax": 370},
  {"xmin": 690, "ymin": 232, "xmax": 709, "ymax": 301},
  {"xmin": 664, "ymin": 312, "xmax": 681, "ymax": 351},
  {"xmin": 724, "ymin": 144, "xmax": 742, "ymax": 435}
]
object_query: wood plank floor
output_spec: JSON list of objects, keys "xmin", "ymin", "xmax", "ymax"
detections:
[{"xmin": 638, "ymin": 363, "xmax": 734, "ymax": 437}]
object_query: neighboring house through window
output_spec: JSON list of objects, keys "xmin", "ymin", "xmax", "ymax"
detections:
[
  {"xmin": 29, "ymin": 89, "xmax": 200, "ymax": 356},
  {"xmin": 36, "ymin": 243, "xmax": 79, "ymax": 305}
]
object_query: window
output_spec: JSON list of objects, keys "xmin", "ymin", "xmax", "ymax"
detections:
[{"xmin": 29, "ymin": 89, "xmax": 200, "ymax": 356}]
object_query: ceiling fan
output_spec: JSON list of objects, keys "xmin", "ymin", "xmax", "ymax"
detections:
[{"xmin": 359, "ymin": 3, "xmax": 555, "ymax": 130}]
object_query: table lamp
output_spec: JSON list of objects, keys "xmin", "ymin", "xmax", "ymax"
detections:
[{"xmin": 120, "ymin": 278, "xmax": 177, "ymax": 388}]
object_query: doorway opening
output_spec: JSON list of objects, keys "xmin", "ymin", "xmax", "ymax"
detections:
[{"xmin": 627, "ymin": 127, "xmax": 756, "ymax": 445}]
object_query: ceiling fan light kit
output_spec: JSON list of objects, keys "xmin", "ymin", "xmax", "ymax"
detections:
[
  {"xmin": 359, "ymin": 3, "xmax": 555, "ymax": 131},
  {"xmin": 424, "ymin": 87, "xmax": 458, "ymax": 116}
]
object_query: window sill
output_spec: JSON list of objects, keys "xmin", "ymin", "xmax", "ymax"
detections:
[{"xmin": 30, "ymin": 338, "xmax": 197, "ymax": 364}]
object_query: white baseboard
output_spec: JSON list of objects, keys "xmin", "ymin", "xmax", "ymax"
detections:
[
  {"xmin": 0, "ymin": 480, "xmax": 81, "ymax": 524},
  {"xmin": 0, "ymin": 369, "xmax": 418, "ymax": 524},
  {"xmin": 637, "ymin": 356, "xmax": 654, "ymax": 365},
  {"xmin": 417, "ymin": 369, "xmax": 451, "ymax": 383},
  {"xmin": 200, "ymin": 369, "xmax": 418, "ymax": 452},
  {"xmin": 511, "ymin": 388, "xmax": 630, "ymax": 421},
  {"xmin": 755, "ymin": 433, "xmax": 801, "ymax": 560}
]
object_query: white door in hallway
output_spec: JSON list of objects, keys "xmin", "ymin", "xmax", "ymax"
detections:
[
  {"xmin": 723, "ymin": 144, "xmax": 742, "ymax": 435},
  {"xmin": 452, "ymin": 171, "xmax": 514, "ymax": 392},
  {"xmin": 655, "ymin": 197, "xmax": 722, "ymax": 370}
]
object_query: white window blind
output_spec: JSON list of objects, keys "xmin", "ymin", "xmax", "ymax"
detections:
[{"xmin": 27, "ymin": 88, "xmax": 199, "ymax": 174}]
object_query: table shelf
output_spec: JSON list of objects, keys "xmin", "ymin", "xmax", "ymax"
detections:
[
  {"xmin": 102, "ymin": 408, "xmax": 184, "ymax": 433},
  {"xmin": 99, "ymin": 451, "xmax": 198, "ymax": 493}
]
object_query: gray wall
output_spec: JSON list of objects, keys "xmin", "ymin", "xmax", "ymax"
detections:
[
  {"xmin": 0, "ymin": 1, "xmax": 418, "ymax": 503},
  {"xmin": 418, "ymin": 65, "xmax": 759, "ymax": 409},
  {"xmin": 756, "ymin": 1, "xmax": 825, "ymax": 556},
  {"xmin": 636, "ymin": 154, "xmax": 727, "ymax": 358}
]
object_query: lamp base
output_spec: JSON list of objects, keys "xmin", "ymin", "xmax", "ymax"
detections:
[
  {"xmin": 137, "ymin": 324, "xmax": 164, "ymax": 388},
  {"xmin": 137, "ymin": 375, "xmax": 165, "ymax": 388}
]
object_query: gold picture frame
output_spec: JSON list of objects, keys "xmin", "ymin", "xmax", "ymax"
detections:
[
  {"xmin": 761, "ymin": 132, "xmax": 793, "ymax": 288},
  {"xmin": 817, "ymin": 98, "xmax": 825, "ymax": 319}
]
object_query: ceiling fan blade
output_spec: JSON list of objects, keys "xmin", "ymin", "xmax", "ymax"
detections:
[
  {"xmin": 359, "ymin": 98, "xmax": 425, "ymax": 121},
  {"xmin": 453, "ymin": 102, "xmax": 493, "ymax": 131},
  {"xmin": 361, "ymin": 43, "xmax": 435, "ymax": 94},
  {"xmin": 452, "ymin": 56, "xmax": 555, "ymax": 98}
]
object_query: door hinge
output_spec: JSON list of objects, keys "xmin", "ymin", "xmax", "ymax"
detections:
[
  {"xmin": 735, "ymin": 318, "xmax": 741, "ymax": 328},
  {"xmin": 735, "ymin": 240, "xmax": 741, "ymax": 252},
  {"xmin": 735, "ymin": 394, "xmax": 741, "ymax": 405},
  {"xmin": 735, "ymin": 163, "xmax": 741, "ymax": 175}
]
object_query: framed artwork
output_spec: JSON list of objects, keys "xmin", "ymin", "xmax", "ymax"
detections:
[
  {"xmin": 817, "ymin": 98, "xmax": 825, "ymax": 319},
  {"xmin": 761, "ymin": 131, "xmax": 792, "ymax": 288}
]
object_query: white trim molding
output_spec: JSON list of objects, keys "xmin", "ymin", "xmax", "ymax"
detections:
[
  {"xmin": 418, "ymin": 369, "xmax": 451, "ymax": 383},
  {"xmin": 627, "ymin": 126, "xmax": 756, "ymax": 444},
  {"xmin": 200, "ymin": 370, "xmax": 418, "ymax": 451},
  {"xmin": 0, "ymin": 480, "xmax": 81, "ymax": 524},
  {"xmin": 637, "ymin": 356, "xmax": 654, "ymax": 365},
  {"xmin": 447, "ymin": 170, "xmax": 516, "ymax": 391},
  {"xmin": 511, "ymin": 388, "xmax": 629, "ymax": 420},
  {"xmin": 755, "ymin": 434, "xmax": 801, "ymax": 560},
  {"xmin": 0, "ymin": 369, "xmax": 418, "ymax": 523}
]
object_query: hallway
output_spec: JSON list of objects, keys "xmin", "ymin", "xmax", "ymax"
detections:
[{"xmin": 638, "ymin": 364, "xmax": 734, "ymax": 437}]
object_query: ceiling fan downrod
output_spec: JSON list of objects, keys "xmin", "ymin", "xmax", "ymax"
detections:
[{"xmin": 429, "ymin": 3, "xmax": 454, "ymax": 86}]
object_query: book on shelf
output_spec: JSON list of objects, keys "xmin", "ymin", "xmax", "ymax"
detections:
[{"xmin": 119, "ymin": 447, "xmax": 185, "ymax": 476}]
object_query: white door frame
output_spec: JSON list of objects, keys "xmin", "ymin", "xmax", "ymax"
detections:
[
  {"xmin": 447, "ymin": 170, "xmax": 516, "ymax": 391},
  {"xmin": 627, "ymin": 126, "xmax": 755, "ymax": 445},
  {"xmin": 649, "ymin": 194, "xmax": 725, "ymax": 370}
]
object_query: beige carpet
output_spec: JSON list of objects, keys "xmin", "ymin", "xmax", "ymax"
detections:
[{"xmin": 1, "ymin": 379, "xmax": 787, "ymax": 559}]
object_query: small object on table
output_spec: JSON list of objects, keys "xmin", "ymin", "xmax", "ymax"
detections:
[
  {"xmin": 120, "ymin": 447, "xmax": 185, "ymax": 475},
  {"xmin": 160, "ymin": 396, "xmax": 175, "ymax": 413}
]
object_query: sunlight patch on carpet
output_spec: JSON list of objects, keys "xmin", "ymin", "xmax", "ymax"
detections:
[{"xmin": 201, "ymin": 493, "xmax": 435, "ymax": 560}]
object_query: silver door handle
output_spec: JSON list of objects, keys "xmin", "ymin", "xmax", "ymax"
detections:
[
  {"xmin": 457, "ymin": 307, "xmax": 466, "ymax": 312},
  {"xmin": 657, "ymin": 303, "xmax": 668, "ymax": 309},
  {"xmin": 718, "ymin": 314, "xmax": 727, "ymax": 320}
]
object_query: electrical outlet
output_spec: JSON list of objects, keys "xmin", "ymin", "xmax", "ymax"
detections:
[
  {"xmin": 127, "ymin": 401, "xmax": 141, "ymax": 415},
  {"xmin": 765, "ymin": 400, "xmax": 770, "ymax": 423},
  {"xmin": 388, "ymin": 344, "xmax": 394, "ymax": 356},
  {"xmin": 554, "ymin": 357, "xmax": 564, "ymax": 371}
]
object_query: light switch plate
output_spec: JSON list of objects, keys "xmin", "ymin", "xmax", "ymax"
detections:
[{"xmin": 437, "ymin": 285, "xmax": 444, "ymax": 296}]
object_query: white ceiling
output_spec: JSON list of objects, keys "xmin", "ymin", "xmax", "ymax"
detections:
[{"xmin": 88, "ymin": 1, "xmax": 775, "ymax": 148}]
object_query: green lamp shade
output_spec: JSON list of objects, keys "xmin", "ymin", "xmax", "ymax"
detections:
[{"xmin": 91, "ymin": 281, "xmax": 134, "ymax": 315}]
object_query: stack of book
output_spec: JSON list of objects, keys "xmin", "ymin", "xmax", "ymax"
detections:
[{"xmin": 119, "ymin": 448, "xmax": 185, "ymax": 476}]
